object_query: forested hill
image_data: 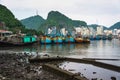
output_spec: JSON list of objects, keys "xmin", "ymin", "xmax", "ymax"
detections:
[
  {"xmin": 0, "ymin": 4, "xmax": 24, "ymax": 32},
  {"xmin": 21, "ymin": 15, "xmax": 45, "ymax": 30},
  {"xmin": 109, "ymin": 22, "xmax": 120, "ymax": 30},
  {"xmin": 39, "ymin": 11, "xmax": 87, "ymax": 32},
  {"xmin": 88, "ymin": 24, "xmax": 108, "ymax": 30}
]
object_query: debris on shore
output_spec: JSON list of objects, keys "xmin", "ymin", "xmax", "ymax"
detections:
[{"xmin": 0, "ymin": 52, "xmax": 65, "ymax": 80}]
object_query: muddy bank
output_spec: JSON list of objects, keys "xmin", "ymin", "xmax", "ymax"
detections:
[{"xmin": 0, "ymin": 52, "xmax": 65, "ymax": 80}]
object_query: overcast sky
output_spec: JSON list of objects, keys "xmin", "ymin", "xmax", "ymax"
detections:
[{"xmin": 0, "ymin": 0, "xmax": 120, "ymax": 27}]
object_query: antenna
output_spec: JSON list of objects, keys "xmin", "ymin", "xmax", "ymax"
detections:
[
  {"xmin": 96, "ymin": 19, "xmax": 98, "ymax": 25},
  {"xmin": 36, "ymin": 10, "xmax": 38, "ymax": 15}
]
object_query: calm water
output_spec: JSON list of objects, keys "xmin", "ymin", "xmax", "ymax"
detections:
[
  {"xmin": 0, "ymin": 39, "xmax": 120, "ymax": 65},
  {"xmin": 0, "ymin": 39, "xmax": 120, "ymax": 66},
  {"xmin": 59, "ymin": 62, "xmax": 120, "ymax": 80},
  {"xmin": 1, "ymin": 39, "xmax": 120, "ymax": 79}
]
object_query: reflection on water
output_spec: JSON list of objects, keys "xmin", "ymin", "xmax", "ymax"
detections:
[
  {"xmin": 59, "ymin": 62, "xmax": 120, "ymax": 80},
  {"xmin": 0, "ymin": 39, "xmax": 120, "ymax": 65},
  {"xmin": 1, "ymin": 39, "xmax": 120, "ymax": 79}
]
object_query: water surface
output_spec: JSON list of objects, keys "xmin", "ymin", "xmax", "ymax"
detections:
[{"xmin": 1, "ymin": 39, "xmax": 120, "ymax": 79}]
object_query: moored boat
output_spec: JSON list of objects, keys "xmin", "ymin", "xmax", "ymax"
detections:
[
  {"xmin": 82, "ymin": 38, "xmax": 90, "ymax": 43},
  {"xmin": 52, "ymin": 36, "xmax": 63, "ymax": 44},
  {"xmin": 74, "ymin": 37, "xmax": 83, "ymax": 43},
  {"xmin": 102, "ymin": 35, "xmax": 107, "ymax": 40},
  {"xmin": 95, "ymin": 35, "xmax": 101, "ymax": 40},
  {"xmin": 0, "ymin": 30, "xmax": 37, "ymax": 46},
  {"xmin": 89, "ymin": 36, "xmax": 95, "ymax": 40},
  {"xmin": 40, "ymin": 36, "xmax": 52, "ymax": 44},
  {"xmin": 64, "ymin": 35, "xmax": 75, "ymax": 43},
  {"xmin": 107, "ymin": 34, "xmax": 113, "ymax": 40}
]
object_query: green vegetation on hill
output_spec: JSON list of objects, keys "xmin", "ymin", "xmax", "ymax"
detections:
[
  {"xmin": 39, "ymin": 11, "xmax": 87, "ymax": 33},
  {"xmin": 0, "ymin": 4, "xmax": 24, "ymax": 31},
  {"xmin": 72, "ymin": 20, "xmax": 87, "ymax": 27},
  {"xmin": 109, "ymin": 22, "xmax": 120, "ymax": 30},
  {"xmin": 21, "ymin": 15, "xmax": 45, "ymax": 30},
  {"xmin": 0, "ymin": 4, "xmax": 39, "ymax": 35},
  {"xmin": 88, "ymin": 24, "xmax": 108, "ymax": 30},
  {"xmin": 2, "ymin": 4, "xmax": 113, "ymax": 36}
]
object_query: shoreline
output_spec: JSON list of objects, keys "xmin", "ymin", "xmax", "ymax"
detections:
[{"xmin": 0, "ymin": 52, "xmax": 65, "ymax": 80}]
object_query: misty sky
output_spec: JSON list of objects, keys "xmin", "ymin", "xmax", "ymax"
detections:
[{"xmin": 0, "ymin": 0, "xmax": 120, "ymax": 27}]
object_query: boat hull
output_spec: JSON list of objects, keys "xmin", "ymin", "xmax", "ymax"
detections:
[
  {"xmin": 40, "ymin": 37, "xmax": 52, "ymax": 44},
  {"xmin": 0, "ymin": 41, "xmax": 36, "ymax": 46},
  {"xmin": 75, "ymin": 38, "xmax": 90, "ymax": 43},
  {"xmin": 75, "ymin": 38, "xmax": 83, "ymax": 43},
  {"xmin": 64, "ymin": 37, "xmax": 75, "ymax": 43},
  {"xmin": 53, "ymin": 37, "xmax": 63, "ymax": 44}
]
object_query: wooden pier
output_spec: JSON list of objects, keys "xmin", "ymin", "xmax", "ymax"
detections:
[{"xmin": 29, "ymin": 57, "xmax": 120, "ymax": 80}]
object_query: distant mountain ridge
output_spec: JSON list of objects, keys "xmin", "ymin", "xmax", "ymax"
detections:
[
  {"xmin": 20, "ymin": 10, "xmax": 120, "ymax": 32},
  {"xmin": 0, "ymin": 4, "xmax": 23, "ymax": 31},
  {"xmin": 39, "ymin": 11, "xmax": 87, "ymax": 33},
  {"xmin": 109, "ymin": 22, "xmax": 120, "ymax": 30},
  {"xmin": 21, "ymin": 15, "xmax": 45, "ymax": 30},
  {"xmin": 88, "ymin": 24, "xmax": 108, "ymax": 30}
]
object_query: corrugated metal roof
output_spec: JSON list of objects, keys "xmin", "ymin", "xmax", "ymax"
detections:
[{"xmin": 0, "ymin": 30, "xmax": 12, "ymax": 33}]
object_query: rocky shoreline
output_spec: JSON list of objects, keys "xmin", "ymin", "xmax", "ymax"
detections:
[{"xmin": 0, "ymin": 52, "xmax": 65, "ymax": 80}]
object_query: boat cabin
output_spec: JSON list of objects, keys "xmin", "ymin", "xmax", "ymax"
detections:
[{"xmin": 0, "ymin": 30, "xmax": 12, "ymax": 41}]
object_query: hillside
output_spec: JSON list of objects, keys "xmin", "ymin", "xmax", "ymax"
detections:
[
  {"xmin": 21, "ymin": 15, "xmax": 45, "ymax": 30},
  {"xmin": 88, "ymin": 24, "xmax": 108, "ymax": 30},
  {"xmin": 39, "ymin": 11, "xmax": 87, "ymax": 33},
  {"xmin": 0, "ymin": 4, "xmax": 24, "ymax": 32},
  {"xmin": 109, "ymin": 22, "xmax": 120, "ymax": 30}
]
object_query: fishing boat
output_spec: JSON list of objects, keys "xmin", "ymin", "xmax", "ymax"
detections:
[
  {"xmin": 64, "ymin": 35, "xmax": 75, "ymax": 43},
  {"xmin": 102, "ymin": 35, "xmax": 107, "ymax": 40},
  {"xmin": 0, "ymin": 30, "xmax": 12, "ymax": 40},
  {"xmin": 40, "ymin": 36, "xmax": 52, "ymax": 44},
  {"xmin": 82, "ymin": 37, "xmax": 90, "ymax": 43},
  {"xmin": 74, "ymin": 31, "xmax": 84, "ymax": 43},
  {"xmin": 74, "ymin": 37, "xmax": 83, "ymax": 43},
  {"xmin": 95, "ymin": 35, "xmax": 101, "ymax": 40},
  {"xmin": 107, "ymin": 34, "xmax": 113, "ymax": 40},
  {"xmin": 89, "ymin": 35, "xmax": 95, "ymax": 40},
  {"xmin": 52, "ymin": 36, "xmax": 63, "ymax": 44},
  {"xmin": 0, "ymin": 30, "xmax": 37, "ymax": 46}
]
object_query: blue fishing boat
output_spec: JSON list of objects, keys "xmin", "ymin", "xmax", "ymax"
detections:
[
  {"xmin": 107, "ymin": 34, "xmax": 113, "ymax": 40},
  {"xmin": 64, "ymin": 36, "xmax": 75, "ymax": 43},
  {"xmin": 40, "ymin": 36, "xmax": 52, "ymax": 44},
  {"xmin": 89, "ymin": 35, "xmax": 95, "ymax": 40},
  {"xmin": 95, "ymin": 35, "xmax": 101, "ymax": 40},
  {"xmin": 52, "ymin": 36, "xmax": 63, "ymax": 44},
  {"xmin": 102, "ymin": 35, "xmax": 107, "ymax": 40},
  {"xmin": 51, "ymin": 27, "xmax": 64, "ymax": 44}
]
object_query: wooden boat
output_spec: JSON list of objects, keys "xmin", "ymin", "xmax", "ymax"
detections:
[
  {"xmin": 107, "ymin": 34, "xmax": 113, "ymax": 40},
  {"xmin": 64, "ymin": 36, "xmax": 75, "ymax": 43},
  {"xmin": 82, "ymin": 38, "xmax": 90, "ymax": 43},
  {"xmin": 40, "ymin": 36, "xmax": 52, "ymax": 44},
  {"xmin": 102, "ymin": 35, "xmax": 107, "ymax": 40},
  {"xmin": 95, "ymin": 35, "xmax": 101, "ymax": 40},
  {"xmin": 52, "ymin": 36, "xmax": 63, "ymax": 44},
  {"xmin": 89, "ymin": 36, "xmax": 95, "ymax": 40},
  {"xmin": 0, "ymin": 30, "xmax": 12, "ymax": 41},
  {"xmin": 0, "ymin": 40, "xmax": 36, "ymax": 46},
  {"xmin": 75, "ymin": 37, "xmax": 90, "ymax": 43},
  {"xmin": 0, "ymin": 34, "xmax": 37, "ymax": 46},
  {"xmin": 74, "ymin": 37, "xmax": 83, "ymax": 43},
  {"xmin": 90, "ymin": 35, "xmax": 101, "ymax": 40}
]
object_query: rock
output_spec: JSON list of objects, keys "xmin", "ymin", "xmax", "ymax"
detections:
[
  {"xmin": 0, "ymin": 52, "xmax": 65, "ymax": 80},
  {"xmin": 111, "ymin": 76, "xmax": 116, "ymax": 80},
  {"xmin": 68, "ymin": 69, "xmax": 75, "ymax": 71},
  {"xmin": 84, "ymin": 68, "xmax": 86, "ymax": 70},
  {"xmin": 91, "ymin": 78, "xmax": 97, "ymax": 80},
  {"xmin": 93, "ymin": 72, "xmax": 96, "ymax": 74}
]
